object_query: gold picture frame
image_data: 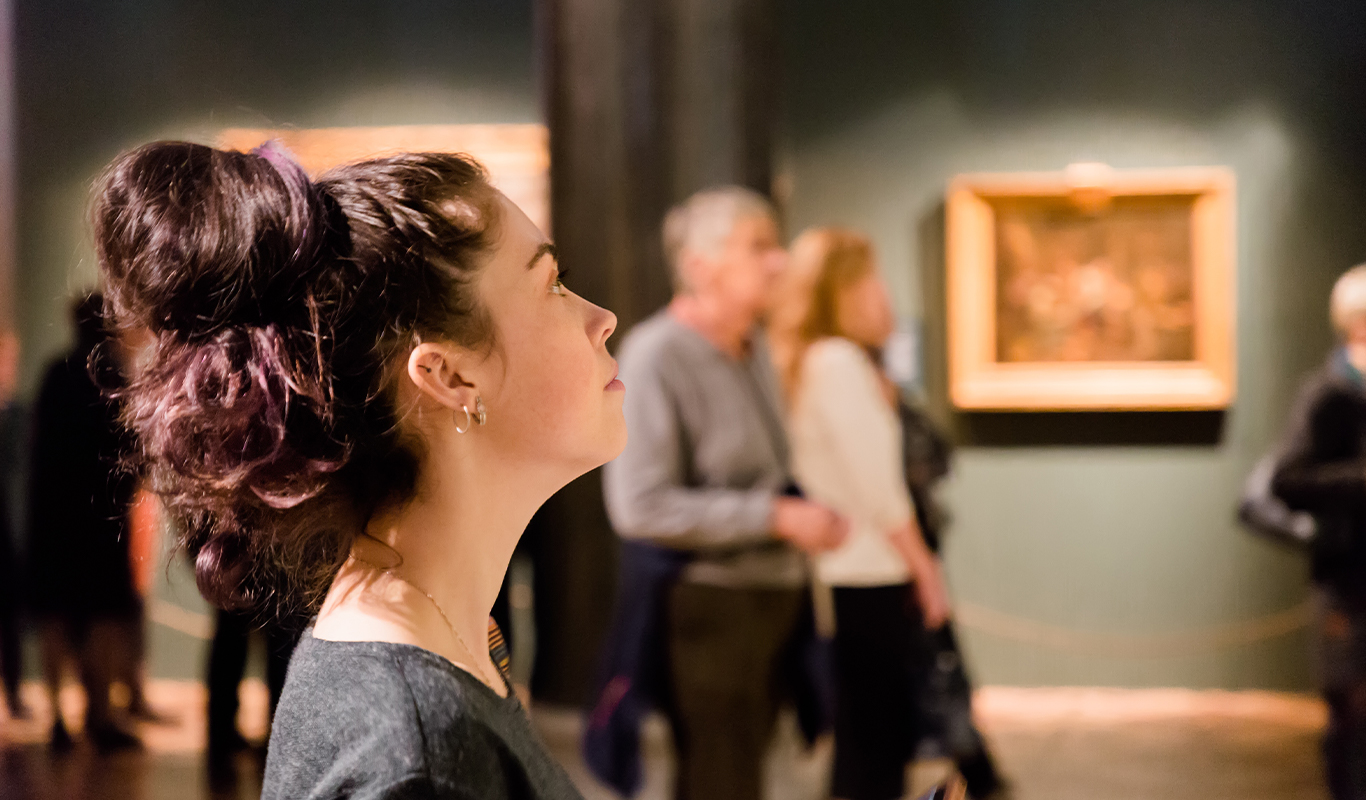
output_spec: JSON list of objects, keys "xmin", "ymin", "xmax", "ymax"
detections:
[{"xmin": 946, "ymin": 163, "xmax": 1236, "ymax": 411}]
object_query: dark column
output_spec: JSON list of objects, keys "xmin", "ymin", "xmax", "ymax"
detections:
[
  {"xmin": 667, "ymin": 0, "xmax": 778, "ymax": 200},
  {"xmin": 532, "ymin": 0, "xmax": 779, "ymax": 705},
  {"xmin": 0, "ymin": 0, "xmax": 13, "ymax": 333}
]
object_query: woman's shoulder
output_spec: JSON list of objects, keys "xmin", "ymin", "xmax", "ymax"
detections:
[
  {"xmin": 800, "ymin": 337, "xmax": 878, "ymax": 383},
  {"xmin": 805, "ymin": 336, "xmax": 871, "ymax": 363},
  {"xmin": 264, "ymin": 636, "xmax": 498, "ymax": 796},
  {"xmin": 275, "ymin": 634, "xmax": 496, "ymax": 728},
  {"xmin": 266, "ymin": 634, "xmax": 582, "ymax": 799}
]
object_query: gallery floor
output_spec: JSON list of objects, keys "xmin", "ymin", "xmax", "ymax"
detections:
[{"xmin": 0, "ymin": 682, "xmax": 1332, "ymax": 800}]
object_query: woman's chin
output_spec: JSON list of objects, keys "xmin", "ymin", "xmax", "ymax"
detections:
[
  {"xmin": 558, "ymin": 422, "xmax": 628, "ymax": 477},
  {"xmin": 601, "ymin": 421, "xmax": 629, "ymax": 464},
  {"xmin": 590, "ymin": 416, "xmax": 629, "ymax": 466}
]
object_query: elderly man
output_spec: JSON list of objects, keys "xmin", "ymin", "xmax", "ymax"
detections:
[
  {"xmin": 0, "ymin": 331, "xmax": 25, "ymax": 723},
  {"xmin": 1273, "ymin": 264, "xmax": 1366, "ymax": 800},
  {"xmin": 603, "ymin": 186, "xmax": 847, "ymax": 800}
]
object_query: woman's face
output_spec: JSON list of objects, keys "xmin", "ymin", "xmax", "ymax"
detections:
[
  {"xmin": 469, "ymin": 193, "xmax": 625, "ymax": 475},
  {"xmin": 836, "ymin": 271, "xmax": 894, "ymax": 349}
]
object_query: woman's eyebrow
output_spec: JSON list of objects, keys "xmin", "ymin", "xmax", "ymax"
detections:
[{"xmin": 525, "ymin": 242, "xmax": 557, "ymax": 271}]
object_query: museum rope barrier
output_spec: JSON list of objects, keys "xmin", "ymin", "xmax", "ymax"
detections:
[
  {"xmin": 150, "ymin": 596, "xmax": 1315, "ymax": 660},
  {"xmin": 148, "ymin": 597, "xmax": 214, "ymax": 640},
  {"xmin": 953, "ymin": 597, "xmax": 1315, "ymax": 660}
]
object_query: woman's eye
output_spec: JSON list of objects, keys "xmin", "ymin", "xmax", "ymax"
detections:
[{"xmin": 550, "ymin": 270, "xmax": 571, "ymax": 296}]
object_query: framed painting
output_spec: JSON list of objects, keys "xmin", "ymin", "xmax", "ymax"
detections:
[
  {"xmin": 217, "ymin": 124, "xmax": 550, "ymax": 235},
  {"xmin": 946, "ymin": 163, "xmax": 1235, "ymax": 411}
]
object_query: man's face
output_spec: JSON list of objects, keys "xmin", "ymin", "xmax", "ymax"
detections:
[
  {"xmin": 700, "ymin": 214, "xmax": 787, "ymax": 325},
  {"xmin": 1346, "ymin": 314, "xmax": 1366, "ymax": 347}
]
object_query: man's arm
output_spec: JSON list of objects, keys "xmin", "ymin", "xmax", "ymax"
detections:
[{"xmin": 1272, "ymin": 382, "xmax": 1366, "ymax": 512}]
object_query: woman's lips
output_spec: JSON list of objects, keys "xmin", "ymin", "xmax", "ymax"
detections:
[{"xmin": 606, "ymin": 362, "xmax": 624, "ymax": 391}]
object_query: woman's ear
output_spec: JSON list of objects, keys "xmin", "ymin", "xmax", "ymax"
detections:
[{"xmin": 406, "ymin": 341, "xmax": 478, "ymax": 412}]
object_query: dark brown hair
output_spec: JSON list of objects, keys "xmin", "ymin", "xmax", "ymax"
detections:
[{"xmin": 93, "ymin": 141, "xmax": 500, "ymax": 615}]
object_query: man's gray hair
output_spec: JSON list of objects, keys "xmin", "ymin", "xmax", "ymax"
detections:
[{"xmin": 662, "ymin": 186, "xmax": 777, "ymax": 293}]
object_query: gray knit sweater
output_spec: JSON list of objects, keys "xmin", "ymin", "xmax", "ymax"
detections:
[
  {"xmin": 262, "ymin": 633, "xmax": 583, "ymax": 800},
  {"xmin": 603, "ymin": 311, "xmax": 805, "ymax": 588}
]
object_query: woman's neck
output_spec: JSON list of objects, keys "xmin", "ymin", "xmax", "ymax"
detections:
[{"xmin": 315, "ymin": 438, "xmax": 545, "ymax": 696}]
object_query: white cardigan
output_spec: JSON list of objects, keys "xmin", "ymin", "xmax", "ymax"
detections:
[{"xmin": 789, "ymin": 338, "xmax": 915, "ymax": 587}]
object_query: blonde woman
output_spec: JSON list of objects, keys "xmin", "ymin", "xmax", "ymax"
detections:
[{"xmin": 770, "ymin": 228, "xmax": 952, "ymax": 800}]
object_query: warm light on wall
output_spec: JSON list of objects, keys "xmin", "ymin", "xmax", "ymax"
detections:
[{"xmin": 217, "ymin": 125, "xmax": 551, "ymax": 236}]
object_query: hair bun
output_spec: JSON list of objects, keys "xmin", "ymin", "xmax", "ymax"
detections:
[
  {"xmin": 93, "ymin": 143, "xmax": 499, "ymax": 615},
  {"xmin": 94, "ymin": 140, "xmax": 346, "ymax": 340}
]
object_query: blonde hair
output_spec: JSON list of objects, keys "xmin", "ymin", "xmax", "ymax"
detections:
[
  {"xmin": 1332, "ymin": 263, "xmax": 1366, "ymax": 336},
  {"xmin": 662, "ymin": 186, "xmax": 776, "ymax": 293},
  {"xmin": 768, "ymin": 227, "xmax": 875, "ymax": 400}
]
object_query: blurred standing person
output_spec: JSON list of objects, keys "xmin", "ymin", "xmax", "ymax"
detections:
[
  {"xmin": 1273, "ymin": 264, "xmax": 1366, "ymax": 800},
  {"xmin": 602, "ymin": 187, "xmax": 847, "ymax": 800},
  {"xmin": 119, "ymin": 481, "xmax": 165, "ymax": 724},
  {"xmin": 769, "ymin": 229, "xmax": 967, "ymax": 800},
  {"xmin": 114, "ymin": 330, "xmax": 165, "ymax": 727},
  {"xmin": 898, "ymin": 398, "xmax": 1006, "ymax": 799},
  {"xmin": 206, "ymin": 608, "xmax": 297, "ymax": 762},
  {"xmin": 27, "ymin": 293, "xmax": 142, "ymax": 752},
  {"xmin": 0, "ymin": 330, "xmax": 26, "ymax": 721}
]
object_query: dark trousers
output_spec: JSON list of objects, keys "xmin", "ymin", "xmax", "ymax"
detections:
[
  {"xmin": 831, "ymin": 587, "xmax": 1003, "ymax": 800},
  {"xmin": 0, "ymin": 526, "xmax": 21, "ymax": 713},
  {"xmin": 1318, "ymin": 588, "xmax": 1366, "ymax": 800},
  {"xmin": 831, "ymin": 584, "xmax": 933, "ymax": 800},
  {"xmin": 206, "ymin": 609, "xmax": 297, "ymax": 749},
  {"xmin": 665, "ymin": 581, "xmax": 805, "ymax": 800},
  {"xmin": 0, "ymin": 600, "xmax": 18, "ymax": 712}
]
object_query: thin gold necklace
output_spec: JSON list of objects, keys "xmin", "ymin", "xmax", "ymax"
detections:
[{"xmin": 351, "ymin": 555, "xmax": 503, "ymax": 693}]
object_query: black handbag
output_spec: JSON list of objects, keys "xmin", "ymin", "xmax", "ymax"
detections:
[
  {"xmin": 1237, "ymin": 453, "xmax": 1316, "ymax": 549},
  {"xmin": 915, "ymin": 776, "xmax": 967, "ymax": 800}
]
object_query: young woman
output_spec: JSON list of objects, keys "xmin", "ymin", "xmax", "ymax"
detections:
[
  {"xmin": 93, "ymin": 141, "xmax": 624, "ymax": 798},
  {"xmin": 769, "ymin": 228, "xmax": 953, "ymax": 800}
]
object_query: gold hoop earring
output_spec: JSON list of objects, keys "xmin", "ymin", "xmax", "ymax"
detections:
[
  {"xmin": 455, "ymin": 405, "xmax": 473, "ymax": 434},
  {"xmin": 475, "ymin": 396, "xmax": 487, "ymax": 426}
]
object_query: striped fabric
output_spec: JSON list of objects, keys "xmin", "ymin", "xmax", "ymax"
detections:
[{"xmin": 487, "ymin": 617, "xmax": 511, "ymax": 682}]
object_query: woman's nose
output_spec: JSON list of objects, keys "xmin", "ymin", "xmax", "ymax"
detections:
[{"xmin": 589, "ymin": 302, "xmax": 617, "ymax": 347}]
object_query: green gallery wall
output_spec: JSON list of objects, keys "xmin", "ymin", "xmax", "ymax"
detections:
[
  {"xmin": 13, "ymin": 1, "xmax": 1366, "ymax": 689},
  {"xmin": 782, "ymin": 0, "xmax": 1366, "ymax": 689},
  {"xmin": 13, "ymin": 0, "xmax": 539, "ymax": 679}
]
